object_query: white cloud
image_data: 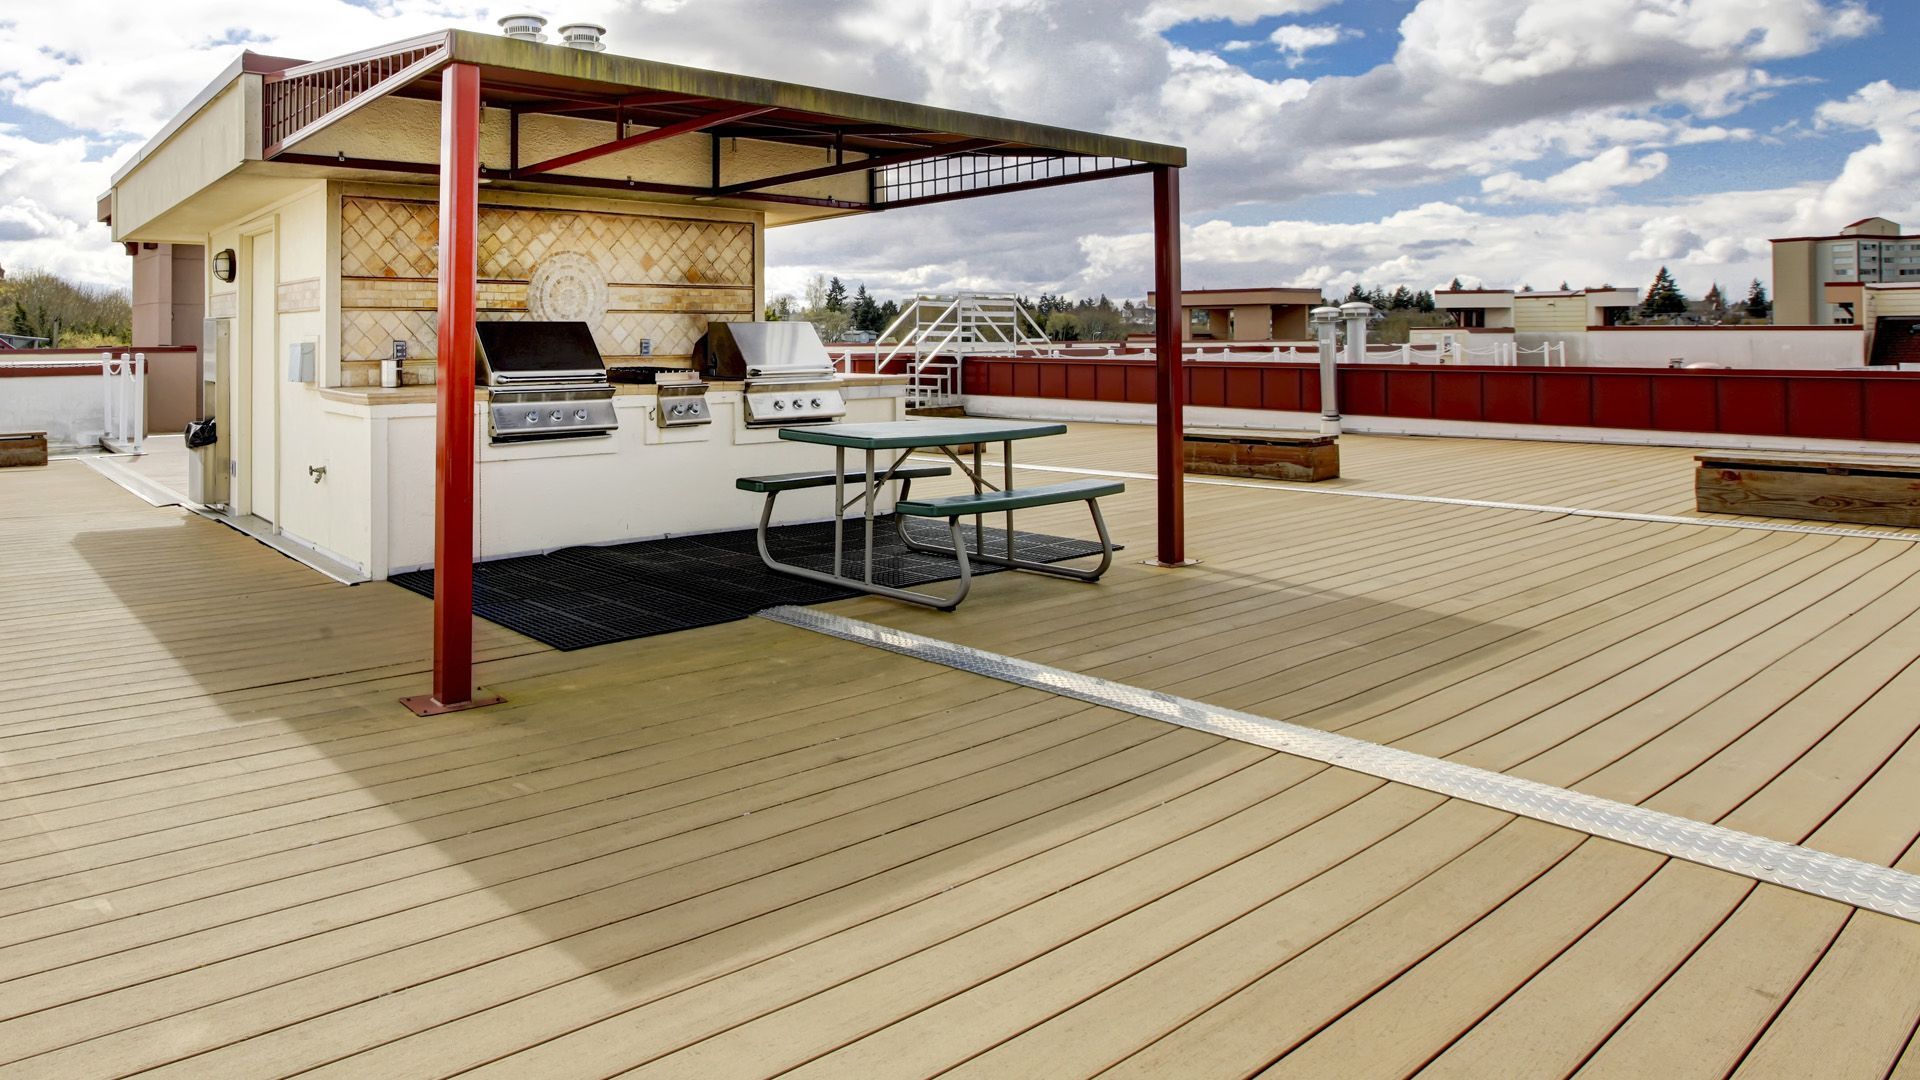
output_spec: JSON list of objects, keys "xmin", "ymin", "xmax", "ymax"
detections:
[
  {"xmin": 0, "ymin": 0, "xmax": 1899, "ymax": 299},
  {"xmin": 1267, "ymin": 24, "xmax": 1357, "ymax": 66},
  {"xmin": 1790, "ymin": 80, "xmax": 1920, "ymax": 231},
  {"xmin": 1481, "ymin": 147, "xmax": 1671, "ymax": 203},
  {"xmin": 1140, "ymin": 0, "xmax": 1341, "ymax": 31}
]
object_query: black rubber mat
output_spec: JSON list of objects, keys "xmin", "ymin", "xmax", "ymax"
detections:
[{"xmin": 390, "ymin": 516, "xmax": 1115, "ymax": 651}]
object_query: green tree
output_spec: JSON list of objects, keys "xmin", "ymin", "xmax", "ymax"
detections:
[
  {"xmin": 850, "ymin": 284, "xmax": 884, "ymax": 333},
  {"xmin": 1044, "ymin": 311, "xmax": 1081, "ymax": 340},
  {"xmin": 1448, "ymin": 277, "xmax": 1464, "ymax": 290},
  {"xmin": 1388, "ymin": 286, "xmax": 1415, "ymax": 310},
  {"xmin": 1745, "ymin": 279, "xmax": 1771, "ymax": 319},
  {"xmin": 1703, "ymin": 282, "xmax": 1726, "ymax": 318},
  {"xmin": 0, "ymin": 268, "xmax": 131, "ymax": 345},
  {"xmin": 1416, "ymin": 289, "xmax": 1436, "ymax": 313},
  {"xmin": 1640, "ymin": 266, "xmax": 1687, "ymax": 317},
  {"xmin": 824, "ymin": 276, "xmax": 848, "ymax": 313}
]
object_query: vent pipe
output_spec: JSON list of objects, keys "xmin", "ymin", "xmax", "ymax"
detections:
[
  {"xmin": 498, "ymin": 13, "xmax": 548, "ymax": 41},
  {"xmin": 556, "ymin": 23, "xmax": 607, "ymax": 51}
]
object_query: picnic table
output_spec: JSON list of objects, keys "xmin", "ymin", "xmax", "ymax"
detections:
[{"xmin": 736, "ymin": 418, "xmax": 1122, "ymax": 609}]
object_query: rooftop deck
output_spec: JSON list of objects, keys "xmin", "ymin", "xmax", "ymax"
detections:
[{"xmin": 5, "ymin": 424, "xmax": 1920, "ymax": 1078}]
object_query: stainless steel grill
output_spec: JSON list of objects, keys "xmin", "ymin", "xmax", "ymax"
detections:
[
  {"xmin": 699, "ymin": 321, "xmax": 847, "ymax": 427},
  {"xmin": 476, "ymin": 321, "xmax": 618, "ymax": 442}
]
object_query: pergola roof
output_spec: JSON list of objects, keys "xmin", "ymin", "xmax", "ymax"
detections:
[{"xmin": 242, "ymin": 29, "xmax": 1180, "ymax": 217}]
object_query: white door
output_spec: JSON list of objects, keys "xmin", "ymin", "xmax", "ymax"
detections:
[{"xmin": 247, "ymin": 231, "xmax": 277, "ymax": 523}]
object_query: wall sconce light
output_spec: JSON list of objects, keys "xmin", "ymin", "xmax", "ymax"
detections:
[{"xmin": 212, "ymin": 248, "xmax": 237, "ymax": 282}]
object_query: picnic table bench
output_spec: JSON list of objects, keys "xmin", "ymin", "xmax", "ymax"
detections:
[{"xmin": 738, "ymin": 418, "xmax": 1123, "ymax": 609}]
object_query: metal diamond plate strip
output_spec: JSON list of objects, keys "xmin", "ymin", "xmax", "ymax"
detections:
[
  {"xmin": 759, "ymin": 606, "xmax": 1920, "ymax": 923},
  {"xmin": 930, "ymin": 457, "xmax": 1920, "ymax": 544}
]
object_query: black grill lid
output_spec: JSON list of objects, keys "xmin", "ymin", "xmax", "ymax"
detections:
[{"xmin": 476, "ymin": 321, "xmax": 607, "ymax": 382}]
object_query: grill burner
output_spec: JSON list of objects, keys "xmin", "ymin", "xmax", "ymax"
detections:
[
  {"xmin": 476, "ymin": 321, "xmax": 618, "ymax": 442},
  {"xmin": 698, "ymin": 321, "xmax": 847, "ymax": 427}
]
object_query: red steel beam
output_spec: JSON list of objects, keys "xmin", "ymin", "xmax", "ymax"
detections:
[
  {"xmin": 404, "ymin": 61, "xmax": 500, "ymax": 716},
  {"xmin": 516, "ymin": 103, "xmax": 775, "ymax": 177},
  {"xmin": 1151, "ymin": 164, "xmax": 1188, "ymax": 566},
  {"xmin": 716, "ymin": 137, "xmax": 1003, "ymax": 195},
  {"xmin": 270, "ymin": 152, "xmax": 865, "ymax": 210}
]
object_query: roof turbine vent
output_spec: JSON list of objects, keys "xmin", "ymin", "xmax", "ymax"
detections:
[
  {"xmin": 498, "ymin": 13, "xmax": 548, "ymax": 42},
  {"xmin": 556, "ymin": 22, "xmax": 608, "ymax": 51}
]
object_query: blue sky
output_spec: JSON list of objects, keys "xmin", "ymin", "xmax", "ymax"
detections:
[{"xmin": 0, "ymin": 0, "xmax": 1915, "ymax": 301}]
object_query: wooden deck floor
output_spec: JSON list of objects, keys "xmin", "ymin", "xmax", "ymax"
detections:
[{"xmin": 4, "ymin": 425, "xmax": 1920, "ymax": 1078}]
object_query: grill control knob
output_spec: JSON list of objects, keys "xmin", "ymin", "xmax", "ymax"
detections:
[
  {"xmin": 792, "ymin": 397, "xmax": 807, "ymax": 410},
  {"xmin": 772, "ymin": 398, "xmax": 785, "ymax": 410},
  {"xmin": 575, "ymin": 409, "xmax": 589, "ymax": 421},
  {"xmin": 550, "ymin": 410, "xmax": 565, "ymax": 422},
  {"xmin": 811, "ymin": 397, "xmax": 823, "ymax": 408},
  {"xmin": 524, "ymin": 411, "xmax": 539, "ymax": 424}
]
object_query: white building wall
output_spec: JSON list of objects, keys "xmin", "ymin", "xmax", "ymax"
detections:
[{"xmin": 1583, "ymin": 328, "xmax": 1865, "ymax": 369}]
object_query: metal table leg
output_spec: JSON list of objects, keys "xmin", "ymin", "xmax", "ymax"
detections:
[
  {"xmin": 1003, "ymin": 438, "xmax": 1014, "ymax": 558},
  {"xmin": 972, "ymin": 441, "xmax": 984, "ymax": 555},
  {"xmin": 833, "ymin": 446, "xmax": 845, "ymax": 577},
  {"xmin": 863, "ymin": 448, "xmax": 876, "ymax": 584}
]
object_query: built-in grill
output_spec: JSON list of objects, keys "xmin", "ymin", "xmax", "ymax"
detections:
[
  {"xmin": 698, "ymin": 321, "xmax": 847, "ymax": 427},
  {"xmin": 476, "ymin": 321, "xmax": 619, "ymax": 442}
]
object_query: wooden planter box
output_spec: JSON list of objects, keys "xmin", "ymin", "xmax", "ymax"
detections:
[
  {"xmin": 1183, "ymin": 428, "xmax": 1338, "ymax": 482},
  {"xmin": 0, "ymin": 432, "xmax": 48, "ymax": 468},
  {"xmin": 1695, "ymin": 452, "xmax": 1920, "ymax": 528}
]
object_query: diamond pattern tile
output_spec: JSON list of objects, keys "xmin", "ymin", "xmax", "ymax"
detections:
[
  {"xmin": 340, "ymin": 196, "xmax": 757, "ymax": 373},
  {"xmin": 341, "ymin": 197, "xmax": 753, "ymax": 286}
]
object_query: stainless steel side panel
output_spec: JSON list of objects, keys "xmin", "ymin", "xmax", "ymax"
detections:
[{"xmin": 487, "ymin": 388, "xmax": 619, "ymax": 441}]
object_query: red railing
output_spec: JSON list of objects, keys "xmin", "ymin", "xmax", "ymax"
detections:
[{"xmin": 962, "ymin": 354, "xmax": 1920, "ymax": 444}]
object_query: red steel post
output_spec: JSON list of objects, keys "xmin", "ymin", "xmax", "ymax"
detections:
[
  {"xmin": 1152, "ymin": 165, "xmax": 1187, "ymax": 565},
  {"xmin": 405, "ymin": 62, "xmax": 499, "ymax": 715}
]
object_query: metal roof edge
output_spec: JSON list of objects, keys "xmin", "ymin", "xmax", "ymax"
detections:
[
  {"xmin": 442, "ymin": 28, "xmax": 1186, "ymax": 167},
  {"xmin": 108, "ymin": 51, "xmax": 304, "ymax": 187}
]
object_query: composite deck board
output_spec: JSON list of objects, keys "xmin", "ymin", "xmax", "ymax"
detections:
[{"xmin": 2, "ymin": 424, "xmax": 1917, "ymax": 1076}]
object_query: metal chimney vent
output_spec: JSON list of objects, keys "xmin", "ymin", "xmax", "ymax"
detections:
[
  {"xmin": 498, "ymin": 13, "xmax": 548, "ymax": 41},
  {"xmin": 556, "ymin": 22, "xmax": 607, "ymax": 51}
]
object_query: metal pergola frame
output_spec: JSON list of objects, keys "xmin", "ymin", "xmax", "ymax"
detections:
[{"xmin": 253, "ymin": 30, "xmax": 1188, "ymax": 714}]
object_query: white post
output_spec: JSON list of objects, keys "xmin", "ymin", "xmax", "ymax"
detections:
[
  {"xmin": 1311, "ymin": 306, "xmax": 1343, "ymax": 435},
  {"xmin": 99, "ymin": 351, "xmax": 113, "ymax": 444},
  {"xmin": 132, "ymin": 352, "xmax": 147, "ymax": 453}
]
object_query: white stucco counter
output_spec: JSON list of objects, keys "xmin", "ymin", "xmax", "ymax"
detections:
[{"xmin": 300, "ymin": 374, "xmax": 911, "ymax": 578}]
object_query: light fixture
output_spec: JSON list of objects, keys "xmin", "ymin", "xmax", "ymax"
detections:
[{"xmin": 212, "ymin": 248, "xmax": 236, "ymax": 282}]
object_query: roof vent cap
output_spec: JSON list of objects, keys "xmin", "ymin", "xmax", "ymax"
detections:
[
  {"xmin": 498, "ymin": 13, "xmax": 548, "ymax": 41},
  {"xmin": 556, "ymin": 22, "xmax": 607, "ymax": 51}
]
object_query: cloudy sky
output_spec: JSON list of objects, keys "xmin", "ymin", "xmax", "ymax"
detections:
[{"xmin": 2, "ymin": 0, "xmax": 1916, "ymax": 304}]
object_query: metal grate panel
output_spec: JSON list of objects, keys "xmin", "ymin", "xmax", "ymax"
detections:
[{"xmin": 760, "ymin": 606, "xmax": 1920, "ymax": 924}]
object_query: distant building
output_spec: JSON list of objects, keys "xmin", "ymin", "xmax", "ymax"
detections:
[
  {"xmin": 1145, "ymin": 287, "xmax": 1322, "ymax": 342},
  {"xmin": 1423, "ymin": 285, "xmax": 1636, "ymax": 332},
  {"xmin": 1771, "ymin": 216, "xmax": 1920, "ymax": 325}
]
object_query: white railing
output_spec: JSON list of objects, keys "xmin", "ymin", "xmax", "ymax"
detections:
[
  {"xmin": 864, "ymin": 293, "xmax": 1054, "ymax": 406},
  {"xmin": 101, "ymin": 350, "xmax": 146, "ymax": 454}
]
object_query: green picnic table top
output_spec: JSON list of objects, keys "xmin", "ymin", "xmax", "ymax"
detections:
[{"xmin": 778, "ymin": 418, "xmax": 1068, "ymax": 450}]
